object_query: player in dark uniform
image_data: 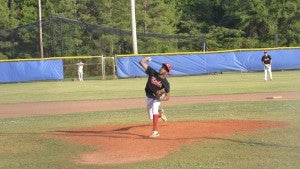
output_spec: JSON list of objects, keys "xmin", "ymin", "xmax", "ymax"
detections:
[
  {"xmin": 261, "ymin": 50, "xmax": 273, "ymax": 81},
  {"xmin": 139, "ymin": 57, "xmax": 172, "ymax": 138}
]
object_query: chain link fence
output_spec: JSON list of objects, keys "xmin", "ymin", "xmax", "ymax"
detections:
[{"xmin": 62, "ymin": 56, "xmax": 116, "ymax": 80}]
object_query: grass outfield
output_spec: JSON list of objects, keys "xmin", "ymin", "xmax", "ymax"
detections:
[
  {"xmin": 0, "ymin": 70, "xmax": 300, "ymax": 104},
  {"xmin": 0, "ymin": 70, "xmax": 299, "ymax": 169}
]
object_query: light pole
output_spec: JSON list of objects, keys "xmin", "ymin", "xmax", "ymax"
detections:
[
  {"xmin": 130, "ymin": 0, "xmax": 138, "ymax": 54},
  {"xmin": 38, "ymin": 0, "xmax": 44, "ymax": 58}
]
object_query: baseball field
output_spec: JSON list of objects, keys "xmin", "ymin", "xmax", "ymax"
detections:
[{"xmin": 0, "ymin": 70, "xmax": 300, "ymax": 169}]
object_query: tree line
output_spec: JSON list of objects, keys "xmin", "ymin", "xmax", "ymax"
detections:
[{"xmin": 0, "ymin": 0, "xmax": 299, "ymax": 59}]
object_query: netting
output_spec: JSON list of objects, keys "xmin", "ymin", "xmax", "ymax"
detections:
[{"xmin": 0, "ymin": 15, "xmax": 203, "ymax": 59}]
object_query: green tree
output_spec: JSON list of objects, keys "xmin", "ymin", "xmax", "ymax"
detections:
[
  {"xmin": 1, "ymin": 0, "xmax": 300, "ymax": 59},
  {"xmin": 0, "ymin": 0, "xmax": 12, "ymax": 29},
  {"xmin": 135, "ymin": 0, "xmax": 181, "ymax": 53},
  {"xmin": 0, "ymin": 0, "xmax": 12, "ymax": 59},
  {"xmin": 175, "ymin": 0, "xmax": 250, "ymax": 50},
  {"xmin": 276, "ymin": 0, "xmax": 300, "ymax": 46}
]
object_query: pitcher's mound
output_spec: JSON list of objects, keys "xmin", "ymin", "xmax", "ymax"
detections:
[{"xmin": 52, "ymin": 120, "xmax": 287, "ymax": 165}]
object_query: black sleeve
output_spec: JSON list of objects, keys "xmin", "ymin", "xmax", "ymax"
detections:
[
  {"xmin": 145, "ymin": 66, "xmax": 155, "ymax": 76},
  {"xmin": 163, "ymin": 80, "xmax": 170, "ymax": 93}
]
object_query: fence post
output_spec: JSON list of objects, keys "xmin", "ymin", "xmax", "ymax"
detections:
[{"xmin": 101, "ymin": 55, "xmax": 105, "ymax": 80}]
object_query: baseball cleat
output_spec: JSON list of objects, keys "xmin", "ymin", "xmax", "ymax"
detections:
[
  {"xmin": 149, "ymin": 130, "xmax": 160, "ymax": 138},
  {"xmin": 159, "ymin": 109, "xmax": 167, "ymax": 122}
]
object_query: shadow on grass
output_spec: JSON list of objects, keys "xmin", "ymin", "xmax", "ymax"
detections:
[
  {"xmin": 50, "ymin": 124, "xmax": 300, "ymax": 149},
  {"xmin": 52, "ymin": 124, "xmax": 150, "ymax": 139}
]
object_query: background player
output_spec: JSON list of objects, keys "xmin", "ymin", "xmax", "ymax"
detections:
[
  {"xmin": 139, "ymin": 57, "xmax": 172, "ymax": 138},
  {"xmin": 261, "ymin": 50, "xmax": 273, "ymax": 81},
  {"xmin": 77, "ymin": 60, "xmax": 84, "ymax": 81}
]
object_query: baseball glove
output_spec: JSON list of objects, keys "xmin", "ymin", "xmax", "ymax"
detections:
[
  {"xmin": 156, "ymin": 88, "xmax": 165, "ymax": 99},
  {"xmin": 265, "ymin": 64, "xmax": 270, "ymax": 69}
]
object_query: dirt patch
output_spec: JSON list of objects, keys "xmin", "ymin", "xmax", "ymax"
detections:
[
  {"xmin": 1, "ymin": 91, "xmax": 300, "ymax": 119},
  {"xmin": 52, "ymin": 120, "xmax": 288, "ymax": 165}
]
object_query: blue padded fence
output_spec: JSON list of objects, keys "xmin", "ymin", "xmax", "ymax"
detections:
[
  {"xmin": 116, "ymin": 49, "xmax": 300, "ymax": 78},
  {"xmin": 0, "ymin": 60, "xmax": 64, "ymax": 83}
]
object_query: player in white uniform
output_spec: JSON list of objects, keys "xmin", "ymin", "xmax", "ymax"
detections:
[
  {"xmin": 139, "ymin": 57, "xmax": 172, "ymax": 138},
  {"xmin": 77, "ymin": 60, "xmax": 84, "ymax": 81}
]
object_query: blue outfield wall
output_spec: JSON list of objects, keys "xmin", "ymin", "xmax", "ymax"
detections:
[
  {"xmin": 116, "ymin": 49, "xmax": 300, "ymax": 78},
  {"xmin": 0, "ymin": 60, "xmax": 64, "ymax": 83}
]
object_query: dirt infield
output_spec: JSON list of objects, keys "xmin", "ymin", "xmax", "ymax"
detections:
[
  {"xmin": 1, "ymin": 91, "xmax": 299, "ymax": 119},
  {"xmin": 1, "ymin": 91, "xmax": 299, "ymax": 165}
]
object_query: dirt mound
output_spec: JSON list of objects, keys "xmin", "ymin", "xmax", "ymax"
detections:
[{"xmin": 52, "ymin": 120, "xmax": 288, "ymax": 165}]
